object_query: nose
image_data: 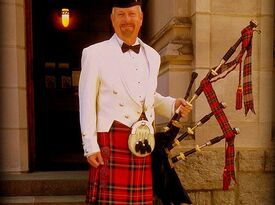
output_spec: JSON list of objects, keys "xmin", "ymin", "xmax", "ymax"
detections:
[{"xmin": 123, "ymin": 14, "xmax": 131, "ymax": 22}]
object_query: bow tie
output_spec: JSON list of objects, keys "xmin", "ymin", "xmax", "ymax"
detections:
[{"xmin": 121, "ymin": 43, "xmax": 141, "ymax": 54}]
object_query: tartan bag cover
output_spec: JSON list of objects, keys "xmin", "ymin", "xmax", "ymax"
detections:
[
  {"xmin": 86, "ymin": 121, "xmax": 153, "ymax": 205},
  {"xmin": 201, "ymin": 79, "xmax": 236, "ymax": 190}
]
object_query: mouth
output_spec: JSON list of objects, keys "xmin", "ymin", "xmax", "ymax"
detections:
[{"xmin": 121, "ymin": 24, "xmax": 135, "ymax": 30}]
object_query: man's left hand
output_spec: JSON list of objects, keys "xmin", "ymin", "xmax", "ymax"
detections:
[{"xmin": 175, "ymin": 98, "xmax": 192, "ymax": 119}]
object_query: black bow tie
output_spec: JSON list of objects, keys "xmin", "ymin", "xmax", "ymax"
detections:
[{"xmin": 121, "ymin": 43, "xmax": 141, "ymax": 54}]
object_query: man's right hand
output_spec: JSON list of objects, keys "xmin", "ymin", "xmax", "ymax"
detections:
[{"xmin": 87, "ymin": 151, "xmax": 104, "ymax": 168}]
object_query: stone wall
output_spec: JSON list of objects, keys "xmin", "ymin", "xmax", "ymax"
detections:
[
  {"xmin": 173, "ymin": 147, "xmax": 275, "ymax": 204},
  {"xmin": 144, "ymin": 0, "xmax": 275, "ymax": 204}
]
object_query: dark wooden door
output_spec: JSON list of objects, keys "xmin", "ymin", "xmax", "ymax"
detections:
[{"xmin": 28, "ymin": 0, "xmax": 112, "ymax": 171}]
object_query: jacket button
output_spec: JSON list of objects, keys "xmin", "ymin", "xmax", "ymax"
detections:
[
  {"xmin": 81, "ymin": 133, "xmax": 86, "ymax": 137},
  {"xmin": 124, "ymin": 115, "xmax": 129, "ymax": 119},
  {"xmin": 119, "ymin": 103, "xmax": 124, "ymax": 107}
]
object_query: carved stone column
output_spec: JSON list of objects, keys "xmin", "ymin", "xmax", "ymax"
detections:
[{"xmin": 148, "ymin": 17, "xmax": 194, "ymax": 126}]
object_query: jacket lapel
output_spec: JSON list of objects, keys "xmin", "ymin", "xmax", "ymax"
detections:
[{"xmin": 139, "ymin": 39, "xmax": 156, "ymax": 107}]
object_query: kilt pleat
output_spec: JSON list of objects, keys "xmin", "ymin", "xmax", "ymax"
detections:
[{"xmin": 86, "ymin": 121, "xmax": 153, "ymax": 205}]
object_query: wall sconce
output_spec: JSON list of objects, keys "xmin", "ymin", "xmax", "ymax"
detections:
[{"xmin": 61, "ymin": 8, "xmax": 70, "ymax": 28}]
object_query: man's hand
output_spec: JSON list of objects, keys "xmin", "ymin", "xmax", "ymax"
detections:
[
  {"xmin": 87, "ymin": 151, "xmax": 104, "ymax": 168},
  {"xmin": 175, "ymin": 98, "xmax": 192, "ymax": 119}
]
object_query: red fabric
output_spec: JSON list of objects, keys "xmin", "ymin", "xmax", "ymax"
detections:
[
  {"xmin": 238, "ymin": 26, "xmax": 255, "ymax": 115},
  {"xmin": 201, "ymin": 79, "xmax": 236, "ymax": 190},
  {"xmin": 210, "ymin": 24, "xmax": 255, "ymax": 115},
  {"xmin": 86, "ymin": 121, "xmax": 153, "ymax": 205}
]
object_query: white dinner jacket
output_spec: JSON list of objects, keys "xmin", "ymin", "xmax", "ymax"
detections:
[{"xmin": 79, "ymin": 34, "xmax": 175, "ymax": 156}]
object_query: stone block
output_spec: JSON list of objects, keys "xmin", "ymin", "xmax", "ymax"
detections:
[
  {"xmin": 0, "ymin": 47, "xmax": 20, "ymax": 87},
  {"xmin": 238, "ymin": 173, "xmax": 275, "ymax": 205},
  {"xmin": 168, "ymin": 69, "xmax": 193, "ymax": 97},
  {"xmin": 258, "ymin": 17, "xmax": 274, "ymax": 70},
  {"xmin": 211, "ymin": 0, "xmax": 258, "ymax": 15},
  {"xmin": 0, "ymin": 88, "xmax": 27, "ymax": 128},
  {"xmin": 151, "ymin": 18, "xmax": 192, "ymax": 52},
  {"xmin": 260, "ymin": 0, "xmax": 274, "ymax": 15},
  {"xmin": 175, "ymin": 0, "xmax": 191, "ymax": 17},
  {"xmin": 259, "ymin": 122, "xmax": 274, "ymax": 148},
  {"xmin": 195, "ymin": 124, "xmax": 225, "ymax": 148},
  {"xmin": 193, "ymin": 14, "xmax": 210, "ymax": 68},
  {"xmin": 212, "ymin": 190, "xmax": 235, "ymax": 205},
  {"xmin": 15, "ymin": 3, "xmax": 25, "ymax": 47},
  {"xmin": 265, "ymin": 150, "xmax": 275, "ymax": 172},
  {"xmin": 150, "ymin": 0, "xmax": 174, "ymax": 36},
  {"xmin": 0, "ymin": 0, "xmax": 24, "ymax": 5},
  {"xmin": 0, "ymin": 129, "xmax": 28, "ymax": 172},
  {"xmin": 174, "ymin": 149, "xmax": 226, "ymax": 190},
  {"xmin": 17, "ymin": 47, "xmax": 27, "ymax": 88},
  {"xmin": 159, "ymin": 41, "xmax": 192, "ymax": 57},
  {"xmin": 0, "ymin": 3, "xmax": 16, "ymax": 46},
  {"xmin": 191, "ymin": 0, "xmax": 210, "ymax": 14},
  {"xmin": 238, "ymin": 149, "xmax": 265, "ymax": 172},
  {"xmin": 0, "ymin": 3, "xmax": 25, "ymax": 47},
  {"xmin": 234, "ymin": 123, "xmax": 264, "ymax": 148},
  {"xmin": 188, "ymin": 191, "xmax": 211, "ymax": 205}
]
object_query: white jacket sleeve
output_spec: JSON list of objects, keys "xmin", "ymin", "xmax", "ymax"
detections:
[
  {"xmin": 78, "ymin": 48, "xmax": 100, "ymax": 156},
  {"xmin": 154, "ymin": 92, "xmax": 176, "ymax": 119}
]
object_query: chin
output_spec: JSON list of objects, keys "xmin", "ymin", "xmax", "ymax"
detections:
[{"xmin": 121, "ymin": 32, "xmax": 134, "ymax": 38}]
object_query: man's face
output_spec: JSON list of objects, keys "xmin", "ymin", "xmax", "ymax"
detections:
[{"xmin": 111, "ymin": 5, "xmax": 143, "ymax": 44}]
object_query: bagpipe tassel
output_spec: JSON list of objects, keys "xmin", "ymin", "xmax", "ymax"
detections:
[
  {"xmin": 235, "ymin": 61, "xmax": 243, "ymax": 110},
  {"xmin": 235, "ymin": 85, "xmax": 242, "ymax": 110}
]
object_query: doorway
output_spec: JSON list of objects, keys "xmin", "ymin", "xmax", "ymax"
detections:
[{"xmin": 30, "ymin": 0, "xmax": 113, "ymax": 170}]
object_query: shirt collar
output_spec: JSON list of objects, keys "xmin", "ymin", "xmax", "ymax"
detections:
[{"xmin": 114, "ymin": 33, "xmax": 140, "ymax": 47}]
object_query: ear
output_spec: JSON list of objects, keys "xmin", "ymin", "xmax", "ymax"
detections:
[{"xmin": 110, "ymin": 13, "xmax": 115, "ymax": 27}]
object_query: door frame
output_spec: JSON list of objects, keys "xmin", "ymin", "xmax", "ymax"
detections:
[{"xmin": 25, "ymin": 0, "xmax": 36, "ymax": 171}]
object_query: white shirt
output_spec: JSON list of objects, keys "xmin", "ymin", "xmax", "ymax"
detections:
[{"xmin": 115, "ymin": 34, "xmax": 149, "ymax": 106}]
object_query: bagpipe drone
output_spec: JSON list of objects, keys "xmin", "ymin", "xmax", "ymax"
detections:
[{"xmin": 152, "ymin": 20, "xmax": 260, "ymax": 205}]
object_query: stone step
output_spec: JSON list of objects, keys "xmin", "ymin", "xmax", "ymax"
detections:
[
  {"xmin": 0, "ymin": 171, "xmax": 88, "ymax": 197},
  {"xmin": 0, "ymin": 195, "xmax": 86, "ymax": 205}
]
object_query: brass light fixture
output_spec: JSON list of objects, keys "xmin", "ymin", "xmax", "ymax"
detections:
[{"xmin": 61, "ymin": 8, "xmax": 70, "ymax": 28}]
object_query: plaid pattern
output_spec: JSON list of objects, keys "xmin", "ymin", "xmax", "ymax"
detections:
[
  {"xmin": 238, "ymin": 26, "xmax": 255, "ymax": 115},
  {"xmin": 86, "ymin": 121, "xmax": 153, "ymax": 205},
  {"xmin": 242, "ymin": 41, "xmax": 255, "ymax": 115},
  {"xmin": 211, "ymin": 24, "xmax": 255, "ymax": 115},
  {"xmin": 201, "ymin": 79, "xmax": 236, "ymax": 190}
]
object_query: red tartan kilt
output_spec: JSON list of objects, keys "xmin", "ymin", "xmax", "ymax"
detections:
[{"xmin": 86, "ymin": 121, "xmax": 153, "ymax": 205}]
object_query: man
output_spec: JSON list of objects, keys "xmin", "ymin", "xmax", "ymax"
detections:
[{"xmin": 78, "ymin": 0, "xmax": 192, "ymax": 204}]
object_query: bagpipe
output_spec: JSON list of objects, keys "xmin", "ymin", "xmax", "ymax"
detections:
[{"xmin": 152, "ymin": 20, "xmax": 260, "ymax": 205}]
